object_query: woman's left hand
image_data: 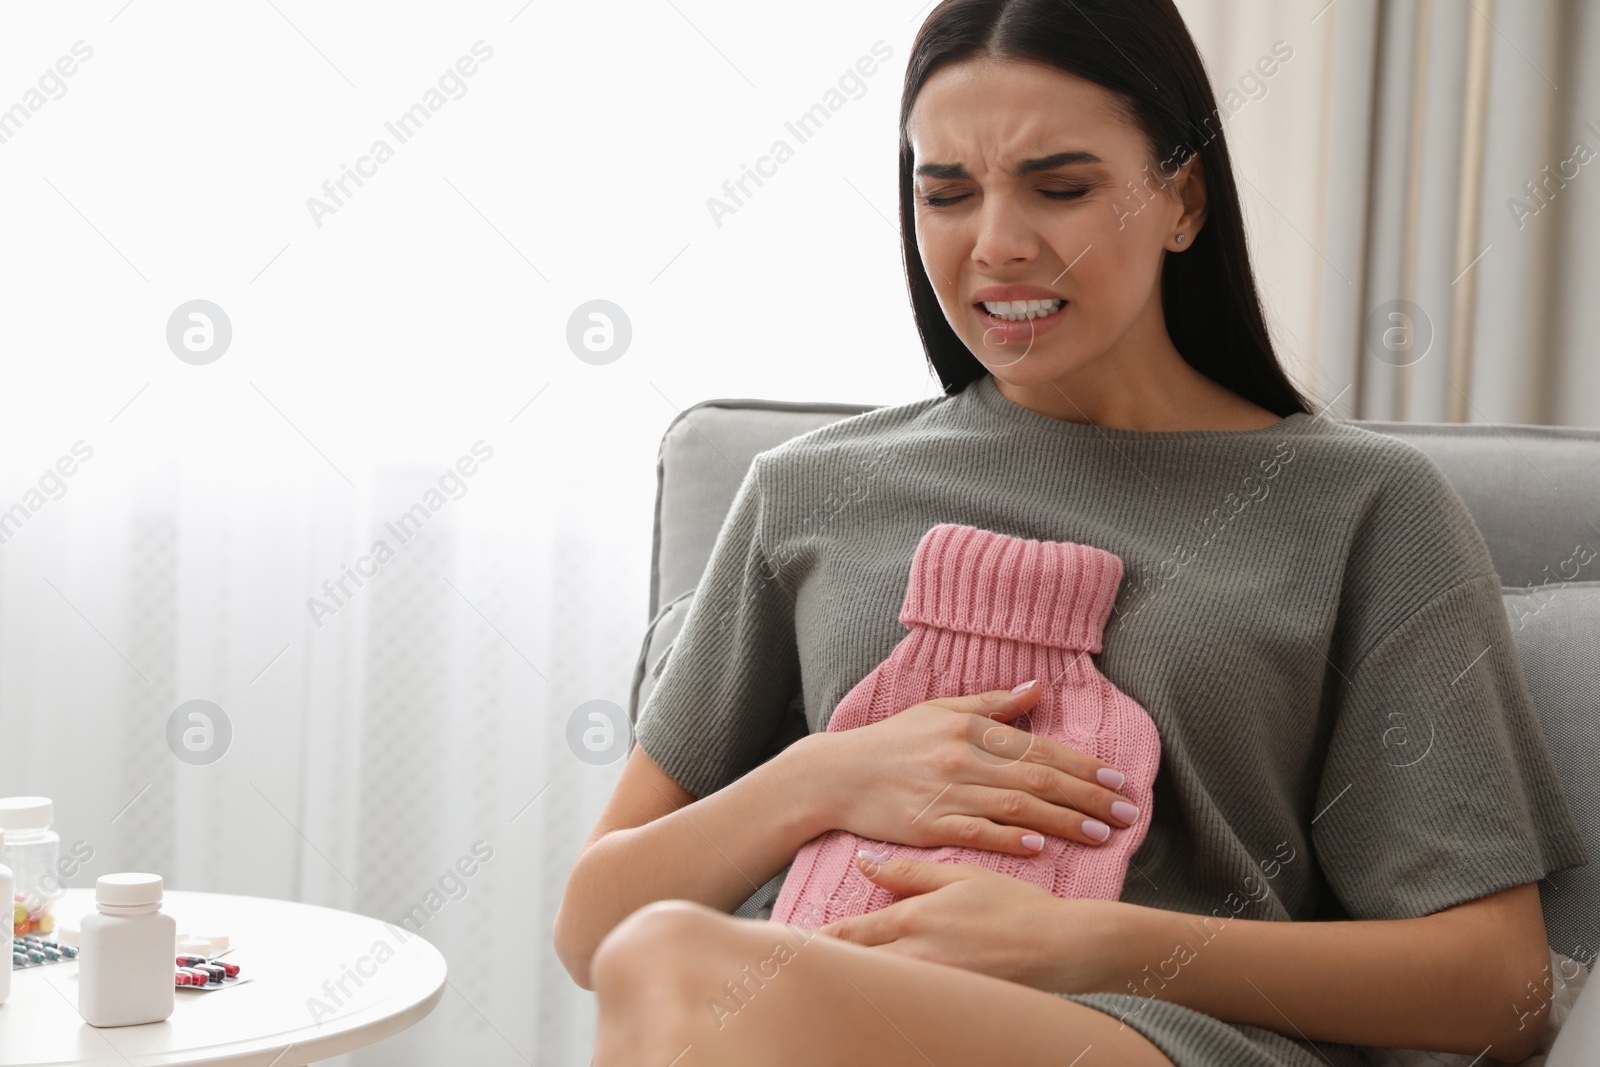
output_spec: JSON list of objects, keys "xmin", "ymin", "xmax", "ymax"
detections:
[{"xmin": 814, "ymin": 852, "xmax": 1131, "ymax": 995}]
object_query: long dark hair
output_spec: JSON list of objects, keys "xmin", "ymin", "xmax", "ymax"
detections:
[{"xmin": 900, "ymin": 0, "xmax": 1312, "ymax": 416}]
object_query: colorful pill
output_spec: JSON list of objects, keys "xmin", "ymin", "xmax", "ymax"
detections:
[
  {"xmin": 174, "ymin": 954, "xmax": 239, "ymax": 977},
  {"xmin": 200, "ymin": 964, "xmax": 226, "ymax": 983}
]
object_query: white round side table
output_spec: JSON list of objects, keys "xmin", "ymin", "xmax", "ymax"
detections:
[{"xmin": 0, "ymin": 888, "xmax": 447, "ymax": 1066}]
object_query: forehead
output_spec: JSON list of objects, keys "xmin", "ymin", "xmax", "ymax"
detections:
[{"xmin": 906, "ymin": 58, "xmax": 1141, "ymax": 168}]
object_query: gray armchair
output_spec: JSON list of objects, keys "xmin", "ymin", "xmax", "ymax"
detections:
[{"xmin": 628, "ymin": 395, "xmax": 1600, "ymax": 1063}]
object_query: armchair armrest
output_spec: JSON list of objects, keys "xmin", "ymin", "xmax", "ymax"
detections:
[{"xmin": 1547, "ymin": 965, "xmax": 1600, "ymax": 1067}]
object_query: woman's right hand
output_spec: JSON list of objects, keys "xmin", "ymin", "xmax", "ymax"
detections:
[{"xmin": 806, "ymin": 680, "xmax": 1142, "ymax": 857}]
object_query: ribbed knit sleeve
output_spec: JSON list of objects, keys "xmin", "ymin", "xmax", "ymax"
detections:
[
  {"xmin": 1312, "ymin": 451, "xmax": 1589, "ymax": 920},
  {"xmin": 1313, "ymin": 570, "xmax": 1589, "ymax": 920},
  {"xmin": 632, "ymin": 456, "xmax": 802, "ymax": 800}
]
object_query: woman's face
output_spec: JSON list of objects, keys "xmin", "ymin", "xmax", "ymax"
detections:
[{"xmin": 906, "ymin": 57, "xmax": 1201, "ymax": 385}]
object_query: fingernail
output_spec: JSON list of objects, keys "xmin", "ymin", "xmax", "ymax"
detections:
[
  {"xmin": 1009, "ymin": 679, "xmax": 1039, "ymax": 695},
  {"xmin": 1110, "ymin": 800, "xmax": 1140, "ymax": 824},
  {"xmin": 1021, "ymin": 833, "xmax": 1044, "ymax": 851},
  {"xmin": 1082, "ymin": 819, "xmax": 1111, "ymax": 842},
  {"xmin": 857, "ymin": 848, "xmax": 890, "ymax": 864},
  {"xmin": 1096, "ymin": 767, "xmax": 1125, "ymax": 791}
]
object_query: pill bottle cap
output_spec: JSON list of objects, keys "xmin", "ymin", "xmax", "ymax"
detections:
[
  {"xmin": 0, "ymin": 796, "xmax": 53, "ymax": 831},
  {"xmin": 95, "ymin": 872, "xmax": 163, "ymax": 907}
]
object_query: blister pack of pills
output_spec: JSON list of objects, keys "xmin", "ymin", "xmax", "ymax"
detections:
[
  {"xmin": 174, "ymin": 952, "xmax": 250, "ymax": 990},
  {"xmin": 11, "ymin": 934, "xmax": 76, "ymax": 968}
]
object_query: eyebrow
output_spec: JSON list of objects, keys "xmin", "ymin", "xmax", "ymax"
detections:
[{"xmin": 914, "ymin": 150, "xmax": 1105, "ymax": 180}]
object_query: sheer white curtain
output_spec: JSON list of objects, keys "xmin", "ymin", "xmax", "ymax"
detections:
[
  {"xmin": 1177, "ymin": 0, "xmax": 1600, "ymax": 424},
  {"xmin": 0, "ymin": 420, "xmax": 589, "ymax": 1063},
  {"xmin": 2, "ymin": 2, "xmax": 1595, "ymax": 1066},
  {"xmin": 0, "ymin": 3, "xmax": 926, "ymax": 1064}
]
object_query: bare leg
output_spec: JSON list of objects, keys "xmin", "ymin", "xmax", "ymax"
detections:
[{"xmin": 591, "ymin": 899, "xmax": 1177, "ymax": 1067}]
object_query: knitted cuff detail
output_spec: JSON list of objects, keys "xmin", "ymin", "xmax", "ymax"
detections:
[{"xmin": 897, "ymin": 523, "xmax": 1124, "ymax": 653}]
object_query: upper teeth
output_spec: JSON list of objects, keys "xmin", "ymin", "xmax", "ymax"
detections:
[{"xmin": 982, "ymin": 299, "xmax": 1063, "ymax": 320}]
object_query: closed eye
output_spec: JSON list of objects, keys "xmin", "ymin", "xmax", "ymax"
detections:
[{"xmin": 920, "ymin": 187, "xmax": 1093, "ymax": 208}]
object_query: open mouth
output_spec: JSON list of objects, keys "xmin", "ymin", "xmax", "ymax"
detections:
[{"xmin": 975, "ymin": 298, "xmax": 1067, "ymax": 323}]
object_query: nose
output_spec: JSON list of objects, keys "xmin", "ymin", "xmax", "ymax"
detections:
[{"xmin": 971, "ymin": 192, "xmax": 1041, "ymax": 270}]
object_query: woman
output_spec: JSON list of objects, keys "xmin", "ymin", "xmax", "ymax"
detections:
[{"xmin": 552, "ymin": 1, "xmax": 1588, "ymax": 1064}]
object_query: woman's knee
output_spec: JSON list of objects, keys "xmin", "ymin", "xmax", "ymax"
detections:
[{"xmin": 592, "ymin": 899, "xmax": 739, "ymax": 1000}]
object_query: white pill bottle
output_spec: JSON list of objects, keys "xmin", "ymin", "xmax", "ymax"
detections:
[
  {"xmin": 0, "ymin": 796, "xmax": 63, "ymax": 938},
  {"xmin": 78, "ymin": 873, "xmax": 176, "ymax": 1027},
  {"xmin": 0, "ymin": 829, "xmax": 12, "ymax": 1005}
]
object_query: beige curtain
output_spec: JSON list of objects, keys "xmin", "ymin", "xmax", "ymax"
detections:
[{"xmin": 1179, "ymin": 0, "xmax": 1599, "ymax": 426}]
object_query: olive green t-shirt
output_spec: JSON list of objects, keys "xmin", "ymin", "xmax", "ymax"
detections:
[{"xmin": 633, "ymin": 373, "xmax": 1588, "ymax": 1067}]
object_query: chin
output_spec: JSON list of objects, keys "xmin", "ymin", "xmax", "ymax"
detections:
[{"xmin": 973, "ymin": 351, "xmax": 1094, "ymax": 388}]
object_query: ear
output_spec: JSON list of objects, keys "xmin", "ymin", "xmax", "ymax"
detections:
[{"xmin": 1167, "ymin": 150, "xmax": 1209, "ymax": 249}]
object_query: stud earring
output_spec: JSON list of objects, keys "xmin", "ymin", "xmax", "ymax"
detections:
[{"xmin": 1175, "ymin": 234, "xmax": 1186, "ymax": 245}]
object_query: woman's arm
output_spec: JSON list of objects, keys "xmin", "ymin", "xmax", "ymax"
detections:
[
  {"xmin": 821, "ymin": 855, "xmax": 1549, "ymax": 1060},
  {"xmin": 555, "ymin": 682, "xmax": 1138, "ymax": 989},
  {"xmin": 1106, "ymin": 881, "xmax": 1554, "ymax": 1062},
  {"xmin": 553, "ymin": 733, "xmax": 837, "ymax": 990}
]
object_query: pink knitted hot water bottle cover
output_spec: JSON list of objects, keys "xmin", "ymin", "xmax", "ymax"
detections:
[{"xmin": 769, "ymin": 522, "xmax": 1160, "ymax": 928}]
